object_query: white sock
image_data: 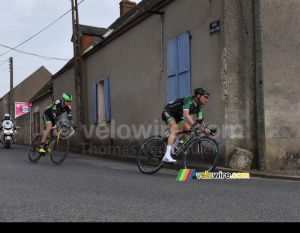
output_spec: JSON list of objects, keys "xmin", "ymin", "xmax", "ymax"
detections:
[{"xmin": 164, "ymin": 145, "xmax": 172, "ymax": 157}]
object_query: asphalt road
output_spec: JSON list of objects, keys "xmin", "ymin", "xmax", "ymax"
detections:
[{"xmin": 0, "ymin": 144, "xmax": 299, "ymax": 222}]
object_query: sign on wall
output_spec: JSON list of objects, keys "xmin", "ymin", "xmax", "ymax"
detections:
[
  {"xmin": 15, "ymin": 102, "xmax": 32, "ymax": 119},
  {"xmin": 210, "ymin": 20, "xmax": 220, "ymax": 35}
]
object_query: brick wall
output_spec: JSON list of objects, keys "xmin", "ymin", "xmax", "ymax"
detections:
[{"xmin": 81, "ymin": 34, "xmax": 93, "ymax": 53}]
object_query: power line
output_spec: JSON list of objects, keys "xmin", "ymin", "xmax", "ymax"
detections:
[
  {"xmin": 0, "ymin": 44, "xmax": 70, "ymax": 61},
  {"xmin": 0, "ymin": 0, "xmax": 85, "ymax": 57},
  {"xmin": 0, "ymin": 58, "xmax": 9, "ymax": 66}
]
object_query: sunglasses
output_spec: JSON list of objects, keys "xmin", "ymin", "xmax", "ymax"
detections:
[{"xmin": 202, "ymin": 95, "xmax": 209, "ymax": 99}]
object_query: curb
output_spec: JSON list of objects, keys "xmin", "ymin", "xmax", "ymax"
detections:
[
  {"xmin": 33, "ymin": 144, "xmax": 300, "ymax": 182},
  {"xmin": 214, "ymin": 167, "xmax": 300, "ymax": 182},
  {"xmin": 74, "ymin": 149, "xmax": 300, "ymax": 182}
]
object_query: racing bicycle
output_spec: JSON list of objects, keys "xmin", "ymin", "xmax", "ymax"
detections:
[
  {"xmin": 137, "ymin": 120, "xmax": 219, "ymax": 174},
  {"xmin": 27, "ymin": 123, "xmax": 76, "ymax": 166}
]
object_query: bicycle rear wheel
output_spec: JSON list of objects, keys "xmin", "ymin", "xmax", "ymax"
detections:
[
  {"xmin": 49, "ymin": 136, "xmax": 69, "ymax": 166},
  {"xmin": 137, "ymin": 136, "xmax": 166, "ymax": 174},
  {"xmin": 183, "ymin": 137, "xmax": 219, "ymax": 172},
  {"xmin": 27, "ymin": 134, "xmax": 42, "ymax": 163}
]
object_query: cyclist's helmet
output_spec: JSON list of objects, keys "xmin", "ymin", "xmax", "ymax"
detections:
[
  {"xmin": 62, "ymin": 93, "xmax": 72, "ymax": 102},
  {"xmin": 4, "ymin": 113, "xmax": 10, "ymax": 120},
  {"xmin": 194, "ymin": 87, "xmax": 210, "ymax": 96}
]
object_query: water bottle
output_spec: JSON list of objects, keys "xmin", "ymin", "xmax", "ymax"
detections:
[{"xmin": 175, "ymin": 139, "xmax": 186, "ymax": 151}]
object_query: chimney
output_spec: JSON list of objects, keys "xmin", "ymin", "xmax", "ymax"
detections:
[{"xmin": 120, "ymin": 0, "xmax": 136, "ymax": 16}]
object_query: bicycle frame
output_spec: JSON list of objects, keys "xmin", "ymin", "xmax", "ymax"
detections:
[
  {"xmin": 43, "ymin": 124, "xmax": 74, "ymax": 153},
  {"xmin": 136, "ymin": 122, "xmax": 219, "ymax": 174},
  {"xmin": 169, "ymin": 123, "xmax": 214, "ymax": 157}
]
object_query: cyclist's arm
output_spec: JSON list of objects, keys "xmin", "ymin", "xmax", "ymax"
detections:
[
  {"xmin": 67, "ymin": 114, "xmax": 74, "ymax": 126},
  {"xmin": 67, "ymin": 106, "xmax": 77, "ymax": 131},
  {"xmin": 48, "ymin": 101, "xmax": 59, "ymax": 119},
  {"xmin": 183, "ymin": 110, "xmax": 195, "ymax": 126}
]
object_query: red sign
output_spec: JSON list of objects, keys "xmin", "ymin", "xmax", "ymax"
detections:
[{"xmin": 15, "ymin": 102, "xmax": 31, "ymax": 119}]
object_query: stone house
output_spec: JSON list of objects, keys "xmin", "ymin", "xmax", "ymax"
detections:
[{"xmin": 51, "ymin": 0, "xmax": 300, "ymax": 170}]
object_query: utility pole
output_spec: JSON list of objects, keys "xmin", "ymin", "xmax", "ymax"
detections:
[
  {"xmin": 9, "ymin": 57, "xmax": 13, "ymax": 119},
  {"xmin": 71, "ymin": 0, "xmax": 87, "ymax": 151},
  {"xmin": 71, "ymin": 0, "xmax": 85, "ymax": 126}
]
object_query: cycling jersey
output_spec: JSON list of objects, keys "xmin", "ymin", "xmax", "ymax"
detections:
[
  {"xmin": 43, "ymin": 100, "xmax": 73, "ymax": 125},
  {"xmin": 162, "ymin": 96, "xmax": 203, "ymax": 125}
]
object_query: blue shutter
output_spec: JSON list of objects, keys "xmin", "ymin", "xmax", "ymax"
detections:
[
  {"xmin": 166, "ymin": 31, "xmax": 190, "ymax": 103},
  {"xmin": 92, "ymin": 83, "xmax": 98, "ymax": 124},
  {"xmin": 167, "ymin": 38, "xmax": 177, "ymax": 103},
  {"xmin": 104, "ymin": 77, "xmax": 111, "ymax": 122},
  {"xmin": 177, "ymin": 31, "xmax": 190, "ymax": 98}
]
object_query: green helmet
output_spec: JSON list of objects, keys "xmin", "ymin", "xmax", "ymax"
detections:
[
  {"xmin": 62, "ymin": 93, "xmax": 72, "ymax": 102},
  {"xmin": 194, "ymin": 87, "xmax": 210, "ymax": 96}
]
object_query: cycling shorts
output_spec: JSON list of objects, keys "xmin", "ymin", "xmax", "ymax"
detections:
[
  {"xmin": 161, "ymin": 106, "xmax": 185, "ymax": 126},
  {"xmin": 43, "ymin": 114, "xmax": 56, "ymax": 126}
]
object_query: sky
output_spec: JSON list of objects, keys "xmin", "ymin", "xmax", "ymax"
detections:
[{"xmin": 0, "ymin": 0, "xmax": 142, "ymax": 98}]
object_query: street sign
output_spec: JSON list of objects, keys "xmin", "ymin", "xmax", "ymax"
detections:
[{"xmin": 210, "ymin": 20, "xmax": 220, "ymax": 35}]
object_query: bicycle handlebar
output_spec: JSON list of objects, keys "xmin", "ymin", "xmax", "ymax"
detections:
[
  {"xmin": 52, "ymin": 124, "xmax": 76, "ymax": 131},
  {"xmin": 51, "ymin": 124, "xmax": 77, "ymax": 138},
  {"xmin": 176, "ymin": 121, "xmax": 217, "ymax": 137}
]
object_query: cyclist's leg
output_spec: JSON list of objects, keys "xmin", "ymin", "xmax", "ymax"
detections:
[
  {"xmin": 163, "ymin": 120, "xmax": 178, "ymax": 162},
  {"xmin": 41, "ymin": 119, "xmax": 53, "ymax": 143},
  {"xmin": 178, "ymin": 121, "xmax": 191, "ymax": 140},
  {"xmin": 162, "ymin": 108, "xmax": 178, "ymax": 162},
  {"xmin": 39, "ymin": 115, "xmax": 53, "ymax": 153}
]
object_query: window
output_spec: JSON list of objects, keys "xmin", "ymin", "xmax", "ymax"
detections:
[
  {"xmin": 93, "ymin": 76, "xmax": 111, "ymax": 124},
  {"xmin": 166, "ymin": 31, "xmax": 191, "ymax": 103},
  {"xmin": 33, "ymin": 111, "xmax": 40, "ymax": 134}
]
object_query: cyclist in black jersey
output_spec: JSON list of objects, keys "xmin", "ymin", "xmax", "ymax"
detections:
[
  {"xmin": 38, "ymin": 93, "xmax": 77, "ymax": 153},
  {"xmin": 161, "ymin": 87, "xmax": 214, "ymax": 162}
]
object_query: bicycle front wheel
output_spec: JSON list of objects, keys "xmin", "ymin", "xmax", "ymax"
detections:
[
  {"xmin": 137, "ymin": 136, "xmax": 166, "ymax": 174},
  {"xmin": 27, "ymin": 134, "xmax": 42, "ymax": 163},
  {"xmin": 49, "ymin": 137, "xmax": 69, "ymax": 166},
  {"xmin": 183, "ymin": 137, "xmax": 219, "ymax": 172}
]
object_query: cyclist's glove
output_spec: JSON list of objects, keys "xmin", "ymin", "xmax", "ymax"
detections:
[
  {"xmin": 196, "ymin": 118, "xmax": 204, "ymax": 125},
  {"xmin": 73, "ymin": 125, "xmax": 78, "ymax": 132}
]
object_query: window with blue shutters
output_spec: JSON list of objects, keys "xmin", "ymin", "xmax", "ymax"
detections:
[
  {"xmin": 92, "ymin": 76, "xmax": 111, "ymax": 124},
  {"xmin": 166, "ymin": 31, "xmax": 191, "ymax": 103}
]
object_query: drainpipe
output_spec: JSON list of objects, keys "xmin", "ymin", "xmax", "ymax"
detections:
[
  {"xmin": 160, "ymin": 13, "xmax": 164, "ymax": 72},
  {"xmin": 254, "ymin": 0, "xmax": 266, "ymax": 170}
]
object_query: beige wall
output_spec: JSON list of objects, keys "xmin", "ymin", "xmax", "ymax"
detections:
[
  {"xmin": 52, "ymin": 0, "xmax": 300, "ymax": 170},
  {"xmin": 82, "ymin": 0, "xmax": 226, "ymax": 159},
  {"xmin": 224, "ymin": 0, "xmax": 300, "ymax": 169}
]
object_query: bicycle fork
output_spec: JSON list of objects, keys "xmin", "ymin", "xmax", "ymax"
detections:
[{"xmin": 196, "ymin": 141, "xmax": 204, "ymax": 159}]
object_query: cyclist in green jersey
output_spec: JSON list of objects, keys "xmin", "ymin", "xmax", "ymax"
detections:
[
  {"xmin": 38, "ymin": 93, "xmax": 77, "ymax": 153},
  {"xmin": 161, "ymin": 87, "xmax": 213, "ymax": 163}
]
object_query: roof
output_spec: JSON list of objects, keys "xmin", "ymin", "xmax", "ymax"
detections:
[
  {"xmin": 52, "ymin": 0, "xmax": 172, "ymax": 79},
  {"xmin": 78, "ymin": 24, "xmax": 109, "ymax": 37},
  {"xmin": 109, "ymin": 0, "xmax": 165, "ymax": 33},
  {"xmin": 29, "ymin": 80, "xmax": 53, "ymax": 103}
]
